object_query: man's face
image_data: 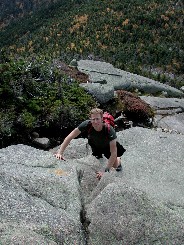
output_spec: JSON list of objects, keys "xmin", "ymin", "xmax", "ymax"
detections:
[{"xmin": 90, "ymin": 113, "xmax": 103, "ymax": 130}]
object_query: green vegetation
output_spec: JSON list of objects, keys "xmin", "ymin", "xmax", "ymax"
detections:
[{"xmin": 0, "ymin": 56, "xmax": 97, "ymax": 146}]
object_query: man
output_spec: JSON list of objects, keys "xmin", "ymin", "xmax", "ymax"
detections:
[{"xmin": 55, "ymin": 108, "xmax": 125, "ymax": 179}]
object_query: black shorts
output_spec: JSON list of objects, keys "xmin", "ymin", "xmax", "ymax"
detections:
[{"xmin": 88, "ymin": 140, "xmax": 126, "ymax": 159}]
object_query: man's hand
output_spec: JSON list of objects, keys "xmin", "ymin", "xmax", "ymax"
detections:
[
  {"xmin": 96, "ymin": 171, "xmax": 104, "ymax": 180},
  {"xmin": 54, "ymin": 153, "xmax": 66, "ymax": 161}
]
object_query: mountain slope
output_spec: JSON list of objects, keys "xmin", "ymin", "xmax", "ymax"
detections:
[
  {"xmin": 0, "ymin": 0, "xmax": 60, "ymax": 28},
  {"xmin": 0, "ymin": 0, "xmax": 184, "ymax": 84}
]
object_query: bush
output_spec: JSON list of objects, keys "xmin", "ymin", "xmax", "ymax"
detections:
[
  {"xmin": 116, "ymin": 90, "xmax": 154, "ymax": 125},
  {"xmin": 0, "ymin": 56, "xmax": 97, "ymax": 147}
]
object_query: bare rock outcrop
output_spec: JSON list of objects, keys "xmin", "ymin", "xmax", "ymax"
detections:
[
  {"xmin": 0, "ymin": 127, "xmax": 184, "ymax": 244},
  {"xmin": 78, "ymin": 60, "xmax": 184, "ymax": 103},
  {"xmin": 141, "ymin": 96, "xmax": 184, "ymax": 134}
]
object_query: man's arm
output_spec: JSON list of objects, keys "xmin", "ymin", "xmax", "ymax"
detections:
[
  {"xmin": 96, "ymin": 139, "xmax": 117, "ymax": 180},
  {"xmin": 106, "ymin": 139, "xmax": 117, "ymax": 170},
  {"xmin": 55, "ymin": 128, "xmax": 81, "ymax": 160}
]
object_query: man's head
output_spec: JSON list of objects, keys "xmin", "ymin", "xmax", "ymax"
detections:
[
  {"xmin": 89, "ymin": 108, "xmax": 103, "ymax": 131},
  {"xmin": 89, "ymin": 108, "xmax": 103, "ymax": 118}
]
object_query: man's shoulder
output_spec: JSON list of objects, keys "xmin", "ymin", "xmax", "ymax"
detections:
[
  {"xmin": 104, "ymin": 124, "xmax": 117, "ymax": 140},
  {"xmin": 78, "ymin": 120, "xmax": 91, "ymax": 131},
  {"xmin": 104, "ymin": 123, "xmax": 115, "ymax": 132}
]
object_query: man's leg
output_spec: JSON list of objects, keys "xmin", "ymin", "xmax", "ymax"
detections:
[{"xmin": 103, "ymin": 148, "xmax": 122, "ymax": 171}]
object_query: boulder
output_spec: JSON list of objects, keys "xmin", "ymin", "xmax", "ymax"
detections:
[
  {"xmin": 84, "ymin": 127, "xmax": 184, "ymax": 244},
  {"xmin": 154, "ymin": 113, "xmax": 184, "ymax": 134},
  {"xmin": 0, "ymin": 127, "xmax": 184, "ymax": 244},
  {"xmin": 50, "ymin": 138, "xmax": 89, "ymax": 159},
  {"xmin": 77, "ymin": 60, "xmax": 184, "ymax": 101},
  {"xmin": 141, "ymin": 96, "xmax": 184, "ymax": 134},
  {"xmin": 87, "ymin": 182, "xmax": 184, "ymax": 245},
  {"xmin": 32, "ymin": 137, "xmax": 50, "ymax": 149},
  {"xmin": 0, "ymin": 144, "xmax": 85, "ymax": 244},
  {"xmin": 80, "ymin": 83, "xmax": 114, "ymax": 104},
  {"xmin": 140, "ymin": 96, "xmax": 184, "ymax": 111},
  {"xmin": 69, "ymin": 58, "xmax": 78, "ymax": 68}
]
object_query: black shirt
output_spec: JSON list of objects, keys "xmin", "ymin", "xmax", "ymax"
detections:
[{"xmin": 78, "ymin": 120, "xmax": 117, "ymax": 150}]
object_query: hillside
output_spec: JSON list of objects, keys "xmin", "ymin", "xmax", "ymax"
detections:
[
  {"xmin": 0, "ymin": 0, "xmax": 184, "ymax": 86},
  {"xmin": 0, "ymin": 0, "xmax": 60, "ymax": 28}
]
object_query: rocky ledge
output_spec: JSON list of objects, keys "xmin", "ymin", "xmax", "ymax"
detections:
[{"xmin": 0, "ymin": 127, "xmax": 184, "ymax": 244}]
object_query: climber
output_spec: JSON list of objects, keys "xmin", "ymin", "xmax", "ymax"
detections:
[{"xmin": 54, "ymin": 108, "xmax": 126, "ymax": 180}]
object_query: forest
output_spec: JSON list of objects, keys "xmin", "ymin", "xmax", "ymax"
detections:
[{"xmin": 1, "ymin": 0, "xmax": 184, "ymax": 80}]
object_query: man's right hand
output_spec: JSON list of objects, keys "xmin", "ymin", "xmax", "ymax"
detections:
[{"xmin": 54, "ymin": 153, "xmax": 66, "ymax": 161}]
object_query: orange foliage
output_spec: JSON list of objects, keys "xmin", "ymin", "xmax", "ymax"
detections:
[
  {"xmin": 133, "ymin": 24, "xmax": 138, "ymax": 29},
  {"xmin": 69, "ymin": 14, "xmax": 88, "ymax": 33},
  {"xmin": 161, "ymin": 15, "xmax": 169, "ymax": 21},
  {"xmin": 98, "ymin": 41, "xmax": 108, "ymax": 50},
  {"xmin": 173, "ymin": 24, "xmax": 178, "ymax": 29},
  {"xmin": 122, "ymin": 19, "xmax": 129, "ymax": 26},
  {"xmin": 44, "ymin": 37, "xmax": 49, "ymax": 42},
  {"xmin": 172, "ymin": 59, "xmax": 181, "ymax": 69},
  {"xmin": 57, "ymin": 32, "xmax": 62, "ymax": 37},
  {"xmin": 147, "ymin": 3, "xmax": 159, "ymax": 10},
  {"xmin": 80, "ymin": 38, "xmax": 90, "ymax": 47},
  {"xmin": 28, "ymin": 40, "xmax": 33, "ymax": 47},
  {"xmin": 70, "ymin": 42, "xmax": 76, "ymax": 49},
  {"xmin": 166, "ymin": 10, "xmax": 175, "ymax": 16},
  {"xmin": 113, "ymin": 11, "xmax": 123, "ymax": 19},
  {"xmin": 17, "ymin": 47, "xmax": 25, "ymax": 52},
  {"xmin": 9, "ymin": 45, "xmax": 16, "ymax": 50}
]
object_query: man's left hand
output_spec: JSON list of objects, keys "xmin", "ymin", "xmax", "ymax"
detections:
[{"xmin": 96, "ymin": 171, "xmax": 104, "ymax": 180}]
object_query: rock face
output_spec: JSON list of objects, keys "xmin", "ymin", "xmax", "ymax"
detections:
[
  {"xmin": 0, "ymin": 127, "xmax": 184, "ymax": 244},
  {"xmin": 78, "ymin": 60, "xmax": 184, "ymax": 103},
  {"xmin": 80, "ymin": 82, "xmax": 115, "ymax": 104},
  {"xmin": 32, "ymin": 137, "xmax": 50, "ymax": 149},
  {"xmin": 141, "ymin": 96, "xmax": 184, "ymax": 134},
  {"xmin": 0, "ymin": 144, "xmax": 85, "ymax": 244}
]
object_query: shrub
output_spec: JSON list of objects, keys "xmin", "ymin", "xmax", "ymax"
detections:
[
  {"xmin": 0, "ymin": 56, "xmax": 97, "ymax": 147},
  {"xmin": 116, "ymin": 90, "xmax": 154, "ymax": 125}
]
